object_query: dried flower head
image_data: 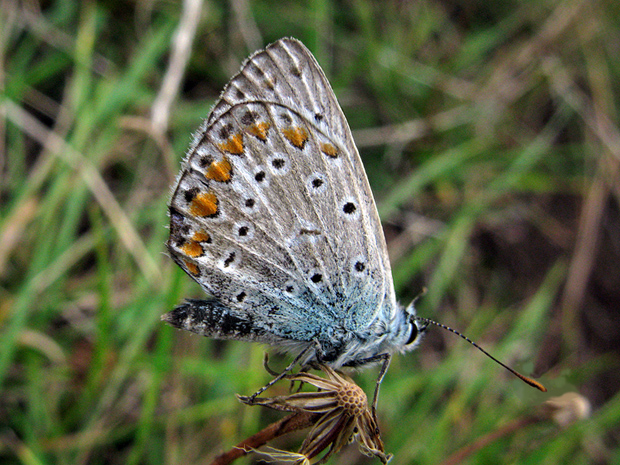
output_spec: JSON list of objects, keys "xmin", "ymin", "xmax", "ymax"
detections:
[
  {"xmin": 541, "ymin": 392, "xmax": 591, "ymax": 428},
  {"xmin": 238, "ymin": 365, "xmax": 392, "ymax": 464}
]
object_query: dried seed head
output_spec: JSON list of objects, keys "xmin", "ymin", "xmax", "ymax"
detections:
[
  {"xmin": 335, "ymin": 381, "xmax": 367, "ymax": 417},
  {"xmin": 238, "ymin": 364, "xmax": 391, "ymax": 464},
  {"xmin": 542, "ymin": 392, "xmax": 591, "ymax": 428}
]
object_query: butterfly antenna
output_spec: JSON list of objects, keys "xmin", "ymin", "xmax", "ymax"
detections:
[{"xmin": 414, "ymin": 316, "xmax": 547, "ymax": 392}]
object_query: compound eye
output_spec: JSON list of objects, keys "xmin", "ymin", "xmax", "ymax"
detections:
[{"xmin": 405, "ymin": 322, "xmax": 419, "ymax": 345}]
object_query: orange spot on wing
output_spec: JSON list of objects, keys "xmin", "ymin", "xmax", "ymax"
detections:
[
  {"xmin": 189, "ymin": 191, "xmax": 218, "ymax": 217},
  {"xmin": 184, "ymin": 261, "xmax": 199, "ymax": 275},
  {"xmin": 218, "ymin": 133, "xmax": 244, "ymax": 154},
  {"xmin": 320, "ymin": 143, "xmax": 338, "ymax": 158},
  {"xmin": 181, "ymin": 240, "xmax": 203, "ymax": 258},
  {"xmin": 205, "ymin": 157, "xmax": 232, "ymax": 182},
  {"xmin": 248, "ymin": 122, "xmax": 271, "ymax": 141},
  {"xmin": 192, "ymin": 230, "xmax": 210, "ymax": 242},
  {"xmin": 282, "ymin": 126, "xmax": 309, "ymax": 149}
]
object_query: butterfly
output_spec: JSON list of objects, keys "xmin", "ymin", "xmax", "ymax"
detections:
[{"xmin": 163, "ymin": 37, "xmax": 424, "ymax": 411}]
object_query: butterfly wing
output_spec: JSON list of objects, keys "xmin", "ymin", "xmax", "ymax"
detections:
[{"xmin": 166, "ymin": 38, "xmax": 396, "ymax": 349}]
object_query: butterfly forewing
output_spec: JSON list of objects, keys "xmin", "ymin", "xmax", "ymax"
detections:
[{"xmin": 168, "ymin": 38, "xmax": 396, "ymax": 343}]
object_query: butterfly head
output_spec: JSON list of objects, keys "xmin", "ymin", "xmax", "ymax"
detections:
[{"xmin": 400, "ymin": 299, "xmax": 425, "ymax": 352}]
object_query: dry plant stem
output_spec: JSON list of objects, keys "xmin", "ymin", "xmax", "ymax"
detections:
[
  {"xmin": 550, "ymin": 35, "xmax": 620, "ymax": 347},
  {"xmin": 534, "ymin": 39, "xmax": 620, "ymax": 369},
  {"xmin": 353, "ymin": 106, "xmax": 469, "ymax": 149},
  {"xmin": 230, "ymin": 0, "xmax": 262, "ymax": 52},
  {"xmin": 210, "ymin": 411, "xmax": 321, "ymax": 465},
  {"xmin": 442, "ymin": 392, "xmax": 591, "ymax": 465},
  {"xmin": 151, "ymin": 0, "xmax": 203, "ymax": 136},
  {"xmin": 440, "ymin": 414, "xmax": 543, "ymax": 465}
]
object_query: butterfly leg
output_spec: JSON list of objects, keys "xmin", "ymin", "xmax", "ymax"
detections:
[
  {"xmin": 261, "ymin": 353, "xmax": 280, "ymax": 376},
  {"xmin": 262, "ymin": 352, "xmax": 307, "ymax": 393},
  {"xmin": 244, "ymin": 342, "xmax": 317, "ymax": 404},
  {"xmin": 345, "ymin": 352, "xmax": 392, "ymax": 424}
]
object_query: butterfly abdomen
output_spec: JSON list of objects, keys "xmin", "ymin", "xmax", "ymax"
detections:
[{"xmin": 162, "ymin": 299, "xmax": 267, "ymax": 342}]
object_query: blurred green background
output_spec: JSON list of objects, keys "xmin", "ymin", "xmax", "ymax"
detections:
[{"xmin": 1, "ymin": 0, "xmax": 619, "ymax": 464}]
